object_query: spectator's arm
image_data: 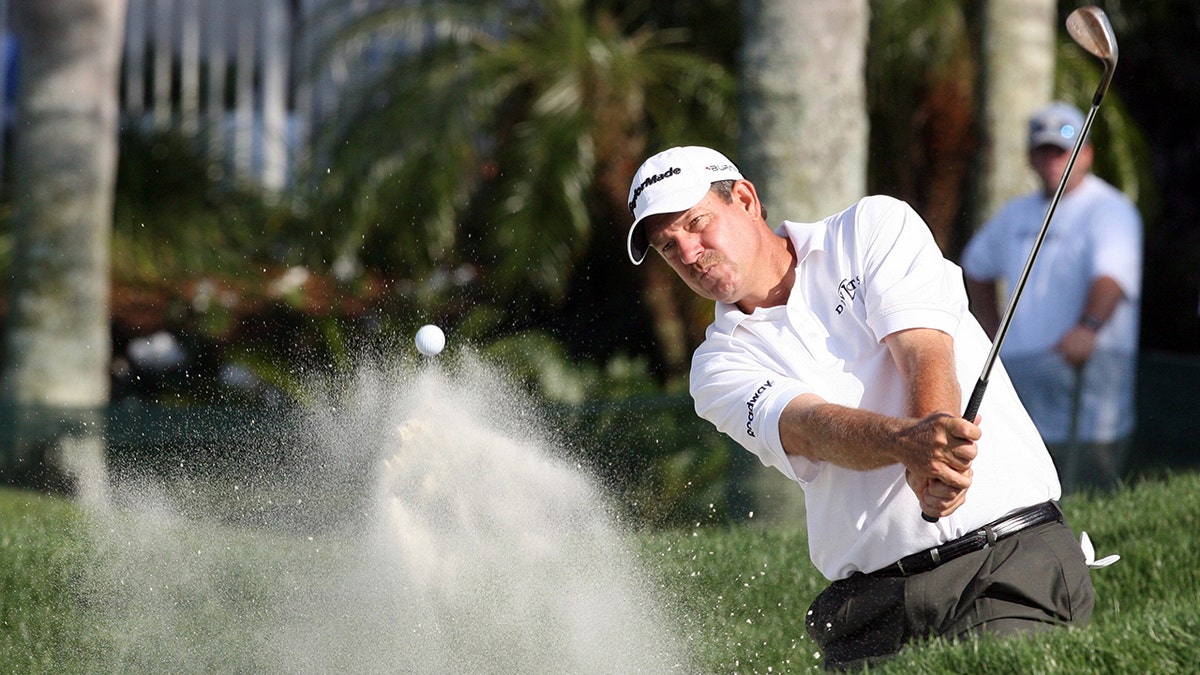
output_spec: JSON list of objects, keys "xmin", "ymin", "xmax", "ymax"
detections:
[{"xmin": 965, "ymin": 276, "xmax": 1001, "ymax": 339}]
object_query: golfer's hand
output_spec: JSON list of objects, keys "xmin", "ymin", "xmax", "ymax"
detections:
[
  {"xmin": 909, "ymin": 472, "xmax": 972, "ymax": 518},
  {"xmin": 900, "ymin": 413, "xmax": 980, "ymax": 519}
]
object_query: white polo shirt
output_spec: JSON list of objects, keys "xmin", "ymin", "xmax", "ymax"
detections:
[{"xmin": 691, "ymin": 196, "xmax": 1060, "ymax": 581}]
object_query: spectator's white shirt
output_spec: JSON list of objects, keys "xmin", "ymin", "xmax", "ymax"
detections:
[
  {"xmin": 962, "ymin": 174, "xmax": 1142, "ymax": 443},
  {"xmin": 691, "ymin": 196, "xmax": 1060, "ymax": 580},
  {"xmin": 961, "ymin": 174, "xmax": 1142, "ymax": 356}
]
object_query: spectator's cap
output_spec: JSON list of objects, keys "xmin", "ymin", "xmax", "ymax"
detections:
[
  {"xmin": 1028, "ymin": 101, "xmax": 1087, "ymax": 151},
  {"xmin": 626, "ymin": 146, "xmax": 742, "ymax": 265}
]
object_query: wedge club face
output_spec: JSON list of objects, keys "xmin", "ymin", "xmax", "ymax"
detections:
[{"xmin": 1067, "ymin": 6, "xmax": 1119, "ymax": 104}]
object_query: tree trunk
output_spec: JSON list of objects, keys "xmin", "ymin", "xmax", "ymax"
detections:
[
  {"xmin": 974, "ymin": 0, "xmax": 1056, "ymax": 225},
  {"xmin": 739, "ymin": 0, "xmax": 870, "ymax": 222},
  {"xmin": 1, "ymin": 0, "xmax": 127, "ymax": 501}
]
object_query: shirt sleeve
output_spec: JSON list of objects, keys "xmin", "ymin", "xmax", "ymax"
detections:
[
  {"xmin": 856, "ymin": 197, "xmax": 966, "ymax": 342},
  {"xmin": 690, "ymin": 336, "xmax": 822, "ymax": 484},
  {"xmin": 960, "ymin": 210, "xmax": 1004, "ymax": 281},
  {"xmin": 1088, "ymin": 193, "xmax": 1143, "ymax": 299}
]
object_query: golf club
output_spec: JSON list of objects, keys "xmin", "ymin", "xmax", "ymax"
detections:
[{"xmin": 922, "ymin": 6, "xmax": 1118, "ymax": 523}]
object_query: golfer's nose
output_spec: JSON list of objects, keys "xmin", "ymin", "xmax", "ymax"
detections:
[{"xmin": 678, "ymin": 235, "xmax": 703, "ymax": 265}]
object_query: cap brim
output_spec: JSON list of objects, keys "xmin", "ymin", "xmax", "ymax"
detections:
[
  {"xmin": 628, "ymin": 221, "xmax": 650, "ymax": 265},
  {"xmin": 1029, "ymin": 134, "xmax": 1075, "ymax": 150}
]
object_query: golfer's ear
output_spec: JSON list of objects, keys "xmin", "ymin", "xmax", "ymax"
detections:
[{"xmin": 731, "ymin": 179, "xmax": 761, "ymax": 217}]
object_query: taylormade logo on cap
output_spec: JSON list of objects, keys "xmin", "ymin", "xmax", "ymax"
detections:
[
  {"xmin": 625, "ymin": 146, "xmax": 742, "ymax": 265},
  {"xmin": 629, "ymin": 166, "xmax": 682, "ymax": 213}
]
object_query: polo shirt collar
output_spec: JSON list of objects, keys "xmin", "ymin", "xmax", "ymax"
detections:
[{"xmin": 711, "ymin": 219, "xmax": 829, "ymax": 331}]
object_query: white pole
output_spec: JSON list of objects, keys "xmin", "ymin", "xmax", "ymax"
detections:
[
  {"xmin": 178, "ymin": 0, "xmax": 200, "ymax": 136},
  {"xmin": 260, "ymin": 0, "xmax": 288, "ymax": 192},
  {"xmin": 151, "ymin": 0, "xmax": 173, "ymax": 129},
  {"xmin": 203, "ymin": 0, "xmax": 226, "ymax": 164}
]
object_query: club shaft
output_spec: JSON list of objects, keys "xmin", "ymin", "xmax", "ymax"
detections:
[
  {"xmin": 962, "ymin": 102, "xmax": 1100, "ymax": 420},
  {"xmin": 922, "ymin": 104, "xmax": 1102, "ymax": 525}
]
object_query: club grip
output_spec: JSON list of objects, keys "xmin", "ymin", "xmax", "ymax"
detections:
[
  {"xmin": 923, "ymin": 378, "xmax": 989, "ymax": 523},
  {"xmin": 963, "ymin": 378, "xmax": 988, "ymax": 421}
]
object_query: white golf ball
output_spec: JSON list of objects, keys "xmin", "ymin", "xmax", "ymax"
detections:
[{"xmin": 414, "ymin": 324, "xmax": 445, "ymax": 357}]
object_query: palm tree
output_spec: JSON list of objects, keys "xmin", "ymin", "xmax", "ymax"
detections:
[
  {"xmin": 867, "ymin": 0, "xmax": 974, "ymax": 251},
  {"xmin": 740, "ymin": 0, "xmax": 871, "ymax": 222},
  {"xmin": 300, "ymin": 0, "xmax": 735, "ymax": 376},
  {"xmin": 974, "ymin": 0, "xmax": 1056, "ymax": 225},
  {"xmin": 2, "ymin": 0, "xmax": 127, "ymax": 499}
]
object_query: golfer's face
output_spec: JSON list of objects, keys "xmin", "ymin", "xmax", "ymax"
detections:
[{"xmin": 645, "ymin": 188, "xmax": 753, "ymax": 304}]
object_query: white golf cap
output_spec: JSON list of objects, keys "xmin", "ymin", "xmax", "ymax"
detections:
[
  {"xmin": 1028, "ymin": 101, "xmax": 1087, "ymax": 151},
  {"xmin": 626, "ymin": 146, "xmax": 742, "ymax": 265}
]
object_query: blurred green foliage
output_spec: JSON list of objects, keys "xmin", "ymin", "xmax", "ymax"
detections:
[
  {"xmin": 304, "ymin": 0, "xmax": 735, "ymax": 300},
  {"xmin": 112, "ymin": 129, "xmax": 308, "ymax": 282},
  {"xmin": 0, "ymin": 0, "xmax": 1185, "ymax": 520}
]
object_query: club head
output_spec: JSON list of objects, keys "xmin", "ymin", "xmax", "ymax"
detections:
[{"xmin": 1066, "ymin": 6, "xmax": 1118, "ymax": 103}]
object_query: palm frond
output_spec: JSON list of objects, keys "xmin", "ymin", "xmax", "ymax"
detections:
[{"xmin": 301, "ymin": 0, "xmax": 734, "ymax": 312}]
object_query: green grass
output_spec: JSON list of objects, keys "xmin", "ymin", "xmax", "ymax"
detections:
[
  {"xmin": 0, "ymin": 490, "xmax": 91, "ymax": 672},
  {"xmin": 2, "ymin": 472, "xmax": 1198, "ymax": 673},
  {"xmin": 643, "ymin": 471, "xmax": 1200, "ymax": 673},
  {"xmin": 0, "ymin": 488, "xmax": 317, "ymax": 673}
]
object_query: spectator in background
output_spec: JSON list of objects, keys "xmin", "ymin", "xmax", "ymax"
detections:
[{"xmin": 962, "ymin": 101, "xmax": 1143, "ymax": 495}]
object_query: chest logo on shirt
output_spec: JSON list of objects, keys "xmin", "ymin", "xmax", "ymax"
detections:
[
  {"xmin": 745, "ymin": 380, "xmax": 774, "ymax": 437},
  {"xmin": 835, "ymin": 276, "xmax": 861, "ymax": 314}
]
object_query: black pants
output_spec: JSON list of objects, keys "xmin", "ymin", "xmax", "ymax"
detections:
[{"xmin": 805, "ymin": 520, "xmax": 1094, "ymax": 671}]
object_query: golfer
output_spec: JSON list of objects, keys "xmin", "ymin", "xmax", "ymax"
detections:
[{"xmin": 626, "ymin": 146, "xmax": 1094, "ymax": 669}]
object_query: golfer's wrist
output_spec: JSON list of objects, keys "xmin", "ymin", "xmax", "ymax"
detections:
[{"xmin": 1078, "ymin": 314, "xmax": 1103, "ymax": 332}]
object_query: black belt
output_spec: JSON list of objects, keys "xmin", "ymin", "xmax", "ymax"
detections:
[{"xmin": 872, "ymin": 501, "xmax": 1064, "ymax": 577}]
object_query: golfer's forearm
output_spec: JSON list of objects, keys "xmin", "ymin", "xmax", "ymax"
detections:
[
  {"xmin": 893, "ymin": 348, "xmax": 962, "ymax": 420},
  {"xmin": 778, "ymin": 397, "xmax": 906, "ymax": 470},
  {"xmin": 882, "ymin": 327, "xmax": 963, "ymax": 420}
]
